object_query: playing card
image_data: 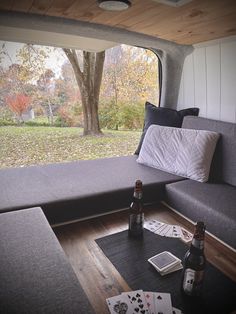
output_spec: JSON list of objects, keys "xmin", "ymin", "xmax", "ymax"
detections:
[
  {"xmin": 144, "ymin": 219, "xmax": 191, "ymax": 243},
  {"xmin": 144, "ymin": 220, "xmax": 164, "ymax": 233},
  {"xmin": 154, "ymin": 292, "xmax": 173, "ymax": 314},
  {"xmin": 180, "ymin": 227, "xmax": 193, "ymax": 243},
  {"xmin": 144, "ymin": 291, "xmax": 155, "ymax": 314},
  {"xmin": 106, "ymin": 294, "xmax": 135, "ymax": 314},
  {"xmin": 164, "ymin": 225, "xmax": 174, "ymax": 237},
  {"xmin": 148, "ymin": 251, "xmax": 182, "ymax": 276},
  {"xmin": 122, "ymin": 290, "xmax": 149, "ymax": 314},
  {"xmin": 154, "ymin": 223, "xmax": 168, "ymax": 235},
  {"xmin": 158, "ymin": 224, "xmax": 172, "ymax": 236},
  {"xmin": 160, "ymin": 262, "xmax": 183, "ymax": 275},
  {"xmin": 171, "ymin": 225, "xmax": 183, "ymax": 238},
  {"xmin": 172, "ymin": 307, "xmax": 182, "ymax": 314}
]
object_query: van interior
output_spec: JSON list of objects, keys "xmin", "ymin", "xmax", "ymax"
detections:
[{"xmin": 0, "ymin": 1, "xmax": 236, "ymax": 313}]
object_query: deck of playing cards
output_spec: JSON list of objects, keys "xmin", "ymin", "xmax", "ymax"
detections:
[
  {"xmin": 148, "ymin": 251, "xmax": 183, "ymax": 276},
  {"xmin": 106, "ymin": 289, "xmax": 182, "ymax": 314},
  {"xmin": 144, "ymin": 219, "xmax": 193, "ymax": 243}
]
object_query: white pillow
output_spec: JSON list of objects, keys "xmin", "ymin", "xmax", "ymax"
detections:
[{"xmin": 137, "ymin": 125, "xmax": 220, "ymax": 182}]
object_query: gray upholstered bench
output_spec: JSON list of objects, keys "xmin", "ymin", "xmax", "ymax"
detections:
[
  {"xmin": 165, "ymin": 116, "xmax": 236, "ymax": 249},
  {"xmin": 0, "ymin": 207, "xmax": 94, "ymax": 313},
  {"xmin": 0, "ymin": 116, "xmax": 235, "ymax": 250},
  {"xmin": 0, "ymin": 155, "xmax": 183, "ymax": 225}
]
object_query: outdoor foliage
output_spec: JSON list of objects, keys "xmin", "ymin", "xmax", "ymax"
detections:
[
  {"xmin": 0, "ymin": 42, "xmax": 158, "ymax": 168},
  {"xmin": 99, "ymin": 101, "xmax": 144, "ymax": 130},
  {"xmin": 6, "ymin": 93, "xmax": 31, "ymax": 122},
  {"xmin": 101, "ymin": 46, "xmax": 158, "ymax": 104},
  {"xmin": 0, "ymin": 106, "xmax": 15, "ymax": 126},
  {"xmin": 0, "ymin": 42, "xmax": 158, "ymax": 131},
  {"xmin": 55, "ymin": 104, "xmax": 82, "ymax": 127}
]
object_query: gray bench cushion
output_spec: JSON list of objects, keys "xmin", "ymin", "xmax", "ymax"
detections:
[
  {"xmin": 0, "ymin": 207, "xmax": 94, "ymax": 313},
  {"xmin": 165, "ymin": 180, "xmax": 236, "ymax": 249},
  {"xmin": 182, "ymin": 116, "xmax": 236, "ymax": 186},
  {"xmin": 0, "ymin": 155, "xmax": 184, "ymax": 224}
]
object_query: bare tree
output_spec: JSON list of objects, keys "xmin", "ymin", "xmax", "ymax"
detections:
[{"xmin": 63, "ymin": 49, "xmax": 105, "ymax": 136}]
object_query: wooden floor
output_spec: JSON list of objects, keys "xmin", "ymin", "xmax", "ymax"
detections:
[{"xmin": 53, "ymin": 203, "xmax": 236, "ymax": 314}]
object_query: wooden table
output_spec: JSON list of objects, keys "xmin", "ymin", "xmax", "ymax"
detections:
[{"xmin": 54, "ymin": 202, "xmax": 236, "ymax": 314}]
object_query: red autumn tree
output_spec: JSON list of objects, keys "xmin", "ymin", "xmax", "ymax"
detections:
[{"xmin": 6, "ymin": 93, "xmax": 31, "ymax": 123}]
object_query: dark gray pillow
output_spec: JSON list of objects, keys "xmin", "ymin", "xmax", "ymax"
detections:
[{"xmin": 135, "ymin": 102, "xmax": 199, "ymax": 154}]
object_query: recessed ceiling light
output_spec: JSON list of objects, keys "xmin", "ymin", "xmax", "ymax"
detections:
[{"xmin": 98, "ymin": 0, "xmax": 131, "ymax": 11}]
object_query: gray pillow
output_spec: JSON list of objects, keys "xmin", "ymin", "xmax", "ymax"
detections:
[{"xmin": 137, "ymin": 125, "xmax": 220, "ymax": 182}]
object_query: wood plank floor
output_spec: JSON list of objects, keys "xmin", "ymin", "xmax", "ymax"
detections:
[{"xmin": 53, "ymin": 203, "xmax": 236, "ymax": 314}]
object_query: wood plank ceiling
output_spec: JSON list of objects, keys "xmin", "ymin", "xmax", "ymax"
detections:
[{"xmin": 0, "ymin": 0, "xmax": 236, "ymax": 45}]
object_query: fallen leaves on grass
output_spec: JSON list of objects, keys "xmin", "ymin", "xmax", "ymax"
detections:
[{"xmin": 0, "ymin": 126, "xmax": 141, "ymax": 169}]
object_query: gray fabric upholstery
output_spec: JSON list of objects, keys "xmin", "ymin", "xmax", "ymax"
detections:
[
  {"xmin": 0, "ymin": 207, "xmax": 94, "ymax": 313},
  {"xmin": 0, "ymin": 155, "xmax": 184, "ymax": 224},
  {"xmin": 137, "ymin": 124, "xmax": 219, "ymax": 182},
  {"xmin": 165, "ymin": 180, "xmax": 236, "ymax": 249},
  {"xmin": 182, "ymin": 116, "xmax": 236, "ymax": 186}
]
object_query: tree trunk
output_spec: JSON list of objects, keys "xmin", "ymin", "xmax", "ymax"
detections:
[
  {"xmin": 63, "ymin": 48, "xmax": 105, "ymax": 136},
  {"xmin": 47, "ymin": 101, "xmax": 54, "ymax": 125}
]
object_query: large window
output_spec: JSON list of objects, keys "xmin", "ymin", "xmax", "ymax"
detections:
[{"xmin": 0, "ymin": 42, "xmax": 159, "ymax": 168}]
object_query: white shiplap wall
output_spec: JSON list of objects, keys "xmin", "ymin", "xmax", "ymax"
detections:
[{"xmin": 177, "ymin": 36, "xmax": 236, "ymax": 123}]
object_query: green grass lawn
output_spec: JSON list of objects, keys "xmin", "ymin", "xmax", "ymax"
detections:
[{"xmin": 0, "ymin": 126, "xmax": 141, "ymax": 169}]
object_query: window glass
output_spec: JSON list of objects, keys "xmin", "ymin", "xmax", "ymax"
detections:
[{"xmin": 0, "ymin": 42, "xmax": 159, "ymax": 168}]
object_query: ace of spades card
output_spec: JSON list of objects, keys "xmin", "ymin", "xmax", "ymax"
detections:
[
  {"xmin": 153, "ymin": 292, "xmax": 173, "ymax": 314},
  {"xmin": 122, "ymin": 290, "xmax": 149, "ymax": 314}
]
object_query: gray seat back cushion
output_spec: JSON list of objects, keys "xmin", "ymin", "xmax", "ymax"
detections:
[{"xmin": 182, "ymin": 116, "xmax": 236, "ymax": 186}]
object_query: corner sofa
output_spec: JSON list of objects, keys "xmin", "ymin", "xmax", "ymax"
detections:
[
  {"xmin": 0, "ymin": 116, "xmax": 235, "ymax": 249},
  {"xmin": 0, "ymin": 115, "xmax": 235, "ymax": 312}
]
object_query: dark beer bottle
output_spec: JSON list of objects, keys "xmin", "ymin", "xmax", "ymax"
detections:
[
  {"xmin": 128, "ymin": 180, "xmax": 144, "ymax": 237},
  {"xmin": 181, "ymin": 221, "xmax": 206, "ymax": 296}
]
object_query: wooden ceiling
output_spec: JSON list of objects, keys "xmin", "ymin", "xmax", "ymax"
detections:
[{"xmin": 0, "ymin": 0, "xmax": 236, "ymax": 45}]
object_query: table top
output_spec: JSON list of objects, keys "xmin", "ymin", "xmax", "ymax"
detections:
[{"xmin": 54, "ymin": 203, "xmax": 236, "ymax": 314}]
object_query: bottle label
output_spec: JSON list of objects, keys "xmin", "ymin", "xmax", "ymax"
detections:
[
  {"xmin": 183, "ymin": 268, "xmax": 204, "ymax": 295},
  {"xmin": 192, "ymin": 239, "xmax": 204, "ymax": 250},
  {"xmin": 134, "ymin": 191, "xmax": 142, "ymax": 199},
  {"xmin": 129, "ymin": 213, "xmax": 144, "ymax": 232}
]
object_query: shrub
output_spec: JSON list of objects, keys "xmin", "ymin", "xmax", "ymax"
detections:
[
  {"xmin": 55, "ymin": 103, "xmax": 82, "ymax": 127},
  {"xmin": 25, "ymin": 120, "xmax": 50, "ymax": 127},
  {"xmin": 0, "ymin": 119, "xmax": 17, "ymax": 126},
  {"xmin": 120, "ymin": 102, "xmax": 144, "ymax": 130},
  {"xmin": 99, "ymin": 101, "xmax": 144, "ymax": 130},
  {"xmin": 54, "ymin": 116, "xmax": 70, "ymax": 127},
  {"xmin": 99, "ymin": 101, "xmax": 121, "ymax": 130},
  {"xmin": 0, "ymin": 107, "xmax": 16, "ymax": 126}
]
